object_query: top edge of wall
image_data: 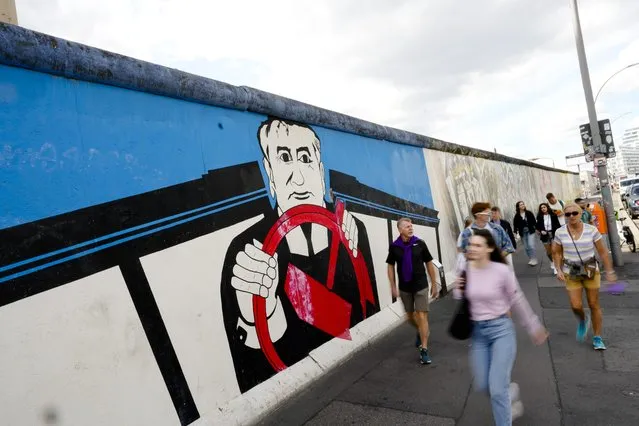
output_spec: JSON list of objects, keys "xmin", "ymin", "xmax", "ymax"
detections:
[{"xmin": 0, "ymin": 23, "xmax": 577, "ymax": 175}]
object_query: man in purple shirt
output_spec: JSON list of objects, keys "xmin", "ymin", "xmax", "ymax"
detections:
[{"xmin": 386, "ymin": 217, "xmax": 439, "ymax": 365}]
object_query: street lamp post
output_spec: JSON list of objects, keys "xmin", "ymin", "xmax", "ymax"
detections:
[
  {"xmin": 594, "ymin": 63, "xmax": 639, "ymax": 105},
  {"xmin": 569, "ymin": 0, "xmax": 623, "ymax": 266}
]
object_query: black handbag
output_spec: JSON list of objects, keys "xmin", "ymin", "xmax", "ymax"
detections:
[{"xmin": 448, "ymin": 269, "xmax": 473, "ymax": 340}]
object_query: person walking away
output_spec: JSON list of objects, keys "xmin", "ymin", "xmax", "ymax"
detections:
[
  {"xmin": 546, "ymin": 193, "xmax": 566, "ymax": 225},
  {"xmin": 552, "ymin": 203, "xmax": 617, "ymax": 350},
  {"xmin": 491, "ymin": 206, "xmax": 517, "ymax": 250},
  {"xmin": 513, "ymin": 201, "xmax": 538, "ymax": 266},
  {"xmin": 575, "ymin": 198, "xmax": 594, "ymax": 224},
  {"xmin": 387, "ymin": 217, "xmax": 439, "ymax": 364},
  {"xmin": 536, "ymin": 203, "xmax": 561, "ymax": 275},
  {"xmin": 590, "ymin": 200, "xmax": 610, "ymax": 251},
  {"xmin": 455, "ymin": 216, "xmax": 473, "ymax": 274},
  {"xmin": 458, "ymin": 202, "xmax": 516, "ymax": 269},
  {"xmin": 454, "ymin": 229, "xmax": 548, "ymax": 425}
]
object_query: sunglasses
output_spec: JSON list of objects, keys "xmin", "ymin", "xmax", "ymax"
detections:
[{"xmin": 565, "ymin": 211, "xmax": 580, "ymax": 217}]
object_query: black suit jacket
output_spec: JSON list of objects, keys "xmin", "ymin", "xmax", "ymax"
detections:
[
  {"xmin": 492, "ymin": 219, "xmax": 517, "ymax": 249},
  {"xmin": 221, "ymin": 203, "xmax": 379, "ymax": 393}
]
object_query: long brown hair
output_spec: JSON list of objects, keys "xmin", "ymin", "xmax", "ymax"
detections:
[{"xmin": 472, "ymin": 229, "xmax": 507, "ymax": 264}]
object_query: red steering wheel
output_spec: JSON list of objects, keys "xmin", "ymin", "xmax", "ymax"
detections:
[{"xmin": 252, "ymin": 200, "xmax": 374, "ymax": 372}]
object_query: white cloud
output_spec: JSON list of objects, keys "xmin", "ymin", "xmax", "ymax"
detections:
[{"xmin": 15, "ymin": 0, "xmax": 639, "ymax": 171}]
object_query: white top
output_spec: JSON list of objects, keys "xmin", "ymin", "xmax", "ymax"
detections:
[
  {"xmin": 543, "ymin": 214, "xmax": 552, "ymax": 231},
  {"xmin": 554, "ymin": 224, "xmax": 602, "ymax": 273}
]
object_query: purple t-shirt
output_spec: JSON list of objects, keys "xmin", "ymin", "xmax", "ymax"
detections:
[{"xmin": 454, "ymin": 262, "xmax": 542, "ymax": 335}]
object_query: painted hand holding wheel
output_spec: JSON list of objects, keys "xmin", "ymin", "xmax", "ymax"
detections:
[
  {"xmin": 247, "ymin": 201, "xmax": 374, "ymax": 372},
  {"xmin": 231, "ymin": 240, "xmax": 280, "ymax": 321}
]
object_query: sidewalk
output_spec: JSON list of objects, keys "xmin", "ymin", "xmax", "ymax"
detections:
[{"xmin": 260, "ymin": 243, "xmax": 639, "ymax": 425}]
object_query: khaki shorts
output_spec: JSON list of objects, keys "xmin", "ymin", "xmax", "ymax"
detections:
[
  {"xmin": 565, "ymin": 272, "xmax": 601, "ymax": 290},
  {"xmin": 400, "ymin": 288, "xmax": 430, "ymax": 313}
]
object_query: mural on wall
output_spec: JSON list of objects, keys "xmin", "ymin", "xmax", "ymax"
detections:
[
  {"xmin": 221, "ymin": 118, "xmax": 379, "ymax": 392},
  {"xmin": 424, "ymin": 148, "xmax": 580, "ymax": 275},
  {"xmin": 0, "ymin": 62, "xmax": 439, "ymax": 426}
]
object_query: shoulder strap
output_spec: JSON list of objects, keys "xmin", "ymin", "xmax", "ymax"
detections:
[
  {"xmin": 568, "ymin": 227, "xmax": 585, "ymax": 266},
  {"xmin": 560, "ymin": 200, "xmax": 565, "ymax": 209}
]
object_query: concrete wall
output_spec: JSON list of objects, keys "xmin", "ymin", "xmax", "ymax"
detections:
[
  {"xmin": 0, "ymin": 24, "xmax": 579, "ymax": 426},
  {"xmin": 424, "ymin": 150, "xmax": 581, "ymax": 278}
]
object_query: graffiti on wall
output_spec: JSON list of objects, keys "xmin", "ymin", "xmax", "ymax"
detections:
[
  {"xmin": 424, "ymin": 148, "xmax": 580, "ymax": 275},
  {"xmin": 0, "ymin": 72, "xmax": 439, "ymax": 426},
  {"xmin": 221, "ymin": 118, "xmax": 379, "ymax": 391}
]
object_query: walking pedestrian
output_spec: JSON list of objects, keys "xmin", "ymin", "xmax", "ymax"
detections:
[
  {"xmin": 546, "ymin": 193, "xmax": 566, "ymax": 225},
  {"xmin": 552, "ymin": 203, "xmax": 617, "ymax": 350},
  {"xmin": 575, "ymin": 198, "xmax": 594, "ymax": 224},
  {"xmin": 458, "ymin": 202, "xmax": 516, "ymax": 268},
  {"xmin": 387, "ymin": 218, "xmax": 439, "ymax": 364},
  {"xmin": 590, "ymin": 200, "xmax": 610, "ymax": 251},
  {"xmin": 536, "ymin": 203, "xmax": 561, "ymax": 275},
  {"xmin": 454, "ymin": 229, "xmax": 548, "ymax": 425},
  {"xmin": 457, "ymin": 216, "xmax": 474, "ymax": 252},
  {"xmin": 513, "ymin": 201, "xmax": 538, "ymax": 266},
  {"xmin": 456, "ymin": 216, "xmax": 473, "ymax": 274},
  {"xmin": 491, "ymin": 206, "xmax": 517, "ymax": 249}
]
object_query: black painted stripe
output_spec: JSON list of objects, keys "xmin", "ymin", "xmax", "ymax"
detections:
[
  {"xmin": 387, "ymin": 219, "xmax": 397, "ymax": 303},
  {"xmin": 120, "ymin": 259, "xmax": 200, "ymax": 426}
]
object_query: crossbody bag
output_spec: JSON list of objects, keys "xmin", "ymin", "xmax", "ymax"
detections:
[{"xmin": 568, "ymin": 230, "xmax": 598, "ymax": 279}]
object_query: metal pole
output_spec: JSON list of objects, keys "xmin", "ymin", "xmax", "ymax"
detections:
[{"xmin": 569, "ymin": 0, "xmax": 623, "ymax": 266}]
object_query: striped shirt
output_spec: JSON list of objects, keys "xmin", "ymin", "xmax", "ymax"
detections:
[{"xmin": 554, "ymin": 224, "xmax": 601, "ymax": 273}]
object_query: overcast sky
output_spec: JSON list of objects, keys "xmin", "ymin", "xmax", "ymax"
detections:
[{"xmin": 15, "ymin": 0, "xmax": 639, "ymax": 171}]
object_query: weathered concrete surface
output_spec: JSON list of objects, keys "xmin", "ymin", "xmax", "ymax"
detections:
[{"xmin": 261, "ymin": 245, "xmax": 639, "ymax": 425}]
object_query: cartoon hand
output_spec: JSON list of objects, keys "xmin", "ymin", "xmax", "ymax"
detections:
[
  {"xmin": 341, "ymin": 209, "xmax": 359, "ymax": 258},
  {"xmin": 232, "ymin": 239, "xmax": 279, "ymax": 322}
]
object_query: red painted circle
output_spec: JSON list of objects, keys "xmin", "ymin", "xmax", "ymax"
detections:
[{"xmin": 252, "ymin": 201, "xmax": 371, "ymax": 372}]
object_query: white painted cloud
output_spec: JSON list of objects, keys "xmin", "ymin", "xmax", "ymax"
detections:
[{"xmin": 15, "ymin": 0, "xmax": 639, "ymax": 171}]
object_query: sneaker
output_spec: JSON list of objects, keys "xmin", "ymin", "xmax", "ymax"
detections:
[
  {"xmin": 415, "ymin": 332, "xmax": 421, "ymax": 348},
  {"xmin": 527, "ymin": 259, "xmax": 534, "ymax": 266},
  {"xmin": 530, "ymin": 258, "xmax": 538, "ymax": 266},
  {"xmin": 511, "ymin": 400, "xmax": 524, "ymax": 420},
  {"xmin": 419, "ymin": 348, "xmax": 432, "ymax": 365},
  {"xmin": 576, "ymin": 314, "xmax": 591, "ymax": 343},
  {"xmin": 593, "ymin": 336, "xmax": 607, "ymax": 350},
  {"xmin": 509, "ymin": 382, "xmax": 520, "ymax": 402}
]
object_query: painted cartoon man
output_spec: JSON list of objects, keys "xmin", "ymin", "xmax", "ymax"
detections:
[{"xmin": 221, "ymin": 117, "xmax": 378, "ymax": 392}]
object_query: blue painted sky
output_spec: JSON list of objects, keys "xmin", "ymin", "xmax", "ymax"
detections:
[{"xmin": 0, "ymin": 66, "xmax": 432, "ymax": 229}]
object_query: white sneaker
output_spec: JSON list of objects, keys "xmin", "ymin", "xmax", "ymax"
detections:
[
  {"xmin": 530, "ymin": 258, "xmax": 538, "ymax": 266},
  {"xmin": 509, "ymin": 382, "xmax": 520, "ymax": 402},
  {"xmin": 510, "ymin": 383, "xmax": 524, "ymax": 420},
  {"xmin": 527, "ymin": 259, "xmax": 534, "ymax": 266},
  {"xmin": 511, "ymin": 400, "xmax": 524, "ymax": 420}
]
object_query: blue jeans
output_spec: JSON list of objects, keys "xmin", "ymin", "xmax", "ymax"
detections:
[
  {"xmin": 470, "ymin": 316, "xmax": 517, "ymax": 426},
  {"xmin": 522, "ymin": 230, "xmax": 536, "ymax": 259}
]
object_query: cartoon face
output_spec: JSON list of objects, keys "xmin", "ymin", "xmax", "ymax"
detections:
[{"xmin": 259, "ymin": 120, "xmax": 326, "ymax": 213}]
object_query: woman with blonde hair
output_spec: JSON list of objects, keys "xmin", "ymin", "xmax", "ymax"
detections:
[{"xmin": 552, "ymin": 202, "xmax": 616, "ymax": 350}]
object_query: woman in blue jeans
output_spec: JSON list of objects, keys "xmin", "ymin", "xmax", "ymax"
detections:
[
  {"xmin": 455, "ymin": 229, "xmax": 548, "ymax": 425},
  {"xmin": 513, "ymin": 201, "xmax": 538, "ymax": 266}
]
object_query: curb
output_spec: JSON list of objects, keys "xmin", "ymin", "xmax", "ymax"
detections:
[{"xmin": 209, "ymin": 301, "xmax": 408, "ymax": 426}]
